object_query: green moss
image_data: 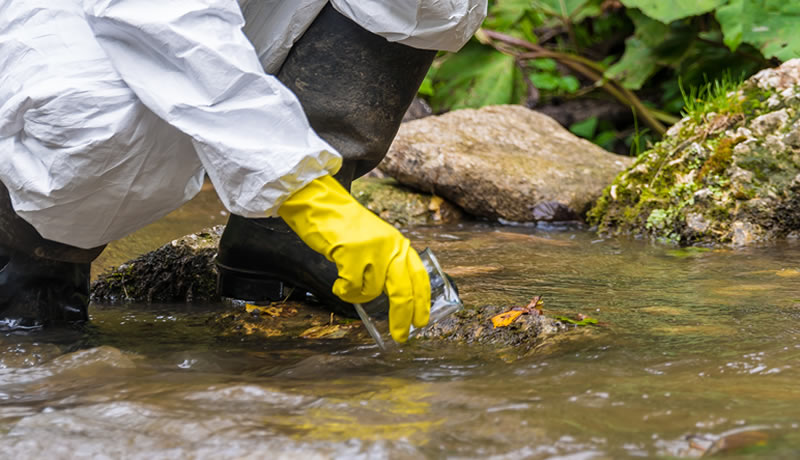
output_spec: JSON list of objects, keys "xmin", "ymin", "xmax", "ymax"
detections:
[
  {"xmin": 698, "ymin": 136, "xmax": 744, "ymax": 181},
  {"xmin": 352, "ymin": 177, "xmax": 433, "ymax": 227}
]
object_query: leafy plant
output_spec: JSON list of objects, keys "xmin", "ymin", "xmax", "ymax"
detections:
[{"xmin": 569, "ymin": 116, "xmax": 618, "ymax": 150}]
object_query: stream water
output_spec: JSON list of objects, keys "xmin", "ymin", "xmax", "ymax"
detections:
[{"xmin": 2, "ymin": 187, "xmax": 800, "ymax": 459}]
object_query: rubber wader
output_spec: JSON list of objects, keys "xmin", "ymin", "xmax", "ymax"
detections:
[
  {"xmin": 0, "ymin": 182, "xmax": 104, "ymax": 330},
  {"xmin": 216, "ymin": 4, "xmax": 436, "ymax": 317}
]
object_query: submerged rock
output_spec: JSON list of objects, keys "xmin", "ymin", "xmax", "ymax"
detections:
[
  {"xmin": 208, "ymin": 301, "xmax": 577, "ymax": 354},
  {"xmin": 589, "ymin": 59, "xmax": 800, "ymax": 246},
  {"xmin": 415, "ymin": 304, "xmax": 571, "ymax": 351},
  {"xmin": 379, "ymin": 104, "xmax": 632, "ymax": 223}
]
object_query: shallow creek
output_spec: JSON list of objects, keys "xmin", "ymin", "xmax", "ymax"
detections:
[{"xmin": 2, "ymin": 188, "xmax": 800, "ymax": 459}]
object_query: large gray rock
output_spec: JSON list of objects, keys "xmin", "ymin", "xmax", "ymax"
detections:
[{"xmin": 379, "ymin": 105, "xmax": 633, "ymax": 222}]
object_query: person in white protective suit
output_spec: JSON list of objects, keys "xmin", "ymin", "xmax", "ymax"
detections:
[{"xmin": 0, "ymin": 1, "xmax": 487, "ymax": 341}]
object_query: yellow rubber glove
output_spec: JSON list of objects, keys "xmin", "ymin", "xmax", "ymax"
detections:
[{"xmin": 278, "ymin": 175, "xmax": 431, "ymax": 342}]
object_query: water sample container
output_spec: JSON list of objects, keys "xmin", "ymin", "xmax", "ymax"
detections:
[{"xmin": 354, "ymin": 248, "xmax": 462, "ymax": 351}]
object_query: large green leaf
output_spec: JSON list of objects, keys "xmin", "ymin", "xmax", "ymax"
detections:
[
  {"xmin": 604, "ymin": 37, "xmax": 659, "ymax": 89},
  {"xmin": 716, "ymin": 0, "xmax": 800, "ymax": 61},
  {"xmin": 626, "ymin": 8, "xmax": 671, "ymax": 49},
  {"xmin": 532, "ymin": 0, "xmax": 603, "ymax": 22},
  {"xmin": 485, "ymin": 0, "xmax": 542, "ymax": 43},
  {"xmin": 620, "ymin": 0, "xmax": 727, "ymax": 23},
  {"xmin": 486, "ymin": 0, "xmax": 533, "ymax": 29},
  {"xmin": 430, "ymin": 43, "xmax": 525, "ymax": 112}
]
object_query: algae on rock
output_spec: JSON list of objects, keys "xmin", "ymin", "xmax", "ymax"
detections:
[
  {"xmin": 352, "ymin": 177, "xmax": 463, "ymax": 227},
  {"xmin": 92, "ymin": 227, "xmax": 223, "ymax": 303},
  {"xmin": 589, "ymin": 59, "xmax": 800, "ymax": 246}
]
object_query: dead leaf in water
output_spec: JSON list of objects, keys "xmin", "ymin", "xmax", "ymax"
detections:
[
  {"xmin": 240, "ymin": 324, "xmax": 282, "ymax": 337},
  {"xmin": 491, "ymin": 310, "xmax": 523, "ymax": 328},
  {"xmin": 524, "ymin": 296, "xmax": 543, "ymax": 314},
  {"xmin": 428, "ymin": 195, "xmax": 444, "ymax": 212},
  {"xmin": 245, "ymin": 304, "xmax": 286, "ymax": 317}
]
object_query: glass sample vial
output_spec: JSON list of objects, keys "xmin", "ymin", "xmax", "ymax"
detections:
[{"xmin": 354, "ymin": 248, "xmax": 462, "ymax": 351}]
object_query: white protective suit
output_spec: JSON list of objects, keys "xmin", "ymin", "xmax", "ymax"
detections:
[{"xmin": 0, "ymin": 0, "xmax": 486, "ymax": 249}]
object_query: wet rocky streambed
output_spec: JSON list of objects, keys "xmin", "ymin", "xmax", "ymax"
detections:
[{"xmin": 3, "ymin": 189, "xmax": 800, "ymax": 459}]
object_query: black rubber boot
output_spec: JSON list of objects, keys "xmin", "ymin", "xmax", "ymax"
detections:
[
  {"xmin": 216, "ymin": 4, "xmax": 436, "ymax": 316},
  {"xmin": 0, "ymin": 182, "xmax": 102, "ymax": 331},
  {"xmin": 0, "ymin": 247, "xmax": 91, "ymax": 331}
]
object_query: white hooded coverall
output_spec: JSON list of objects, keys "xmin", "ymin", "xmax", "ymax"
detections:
[{"xmin": 0, "ymin": 0, "xmax": 486, "ymax": 249}]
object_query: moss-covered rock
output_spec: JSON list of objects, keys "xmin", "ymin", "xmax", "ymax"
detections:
[
  {"xmin": 91, "ymin": 227, "xmax": 223, "ymax": 303},
  {"xmin": 589, "ymin": 59, "xmax": 800, "ymax": 246},
  {"xmin": 207, "ymin": 301, "xmax": 577, "ymax": 353}
]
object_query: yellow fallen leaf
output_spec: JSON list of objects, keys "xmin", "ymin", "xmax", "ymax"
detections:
[
  {"xmin": 300, "ymin": 324, "xmax": 347, "ymax": 339},
  {"xmin": 491, "ymin": 310, "xmax": 523, "ymax": 328},
  {"xmin": 428, "ymin": 195, "xmax": 444, "ymax": 212},
  {"xmin": 245, "ymin": 303, "xmax": 283, "ymax": 317},
  {"xmin": 241, "ymin": 324, "xmax": 282, "ymax": 337}
]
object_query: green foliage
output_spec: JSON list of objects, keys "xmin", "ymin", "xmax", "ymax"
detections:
[
  {"xmin": 529, "ymin": 59, "xmax": 580, "ymax": 92},
  {"xmin": 427, "ymin": 0, "xmax": 602, "ymax": 112},
  {"xmin": 620, "ymin": 0, "xmax": 727, "ymax": 23},
  {"xmin": 484, "ymin": 0, "xmax": 542, "ymax": 42},
  {"xmin": 421, "ymin": 0, "xmax": 795, "ymax": 152},
  {"xmin": 605, "ymin": 6, "xmax": 765, "ymax": 98},
  {"xmin": 429, "ymin": 42, "xmax": 526, "ymax": 111},
  {"xmin": 532, "ymin": 0, "xmax": 602, "ymax": 23},
  {"xmin": 569, "ymin": 116, "xmax": 618, "ymax": 150},
  {"xmin": 716, "ymin": 0, "xmax": 800, "ymax": 61}
]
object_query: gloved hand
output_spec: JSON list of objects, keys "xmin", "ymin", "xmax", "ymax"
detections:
[{"xmin": 278, "ymin": 175, "xmax": 431, "ymax": 342}]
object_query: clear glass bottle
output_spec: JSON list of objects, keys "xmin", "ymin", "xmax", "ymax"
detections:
[{"xmin": 354, "ymin": 248, "xmax": 462, "ymax": 351}]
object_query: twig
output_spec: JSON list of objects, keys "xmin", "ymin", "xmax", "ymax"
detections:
[{"xmin": 481, "ymin": 29, "xmax": 667, "ymax": 135}]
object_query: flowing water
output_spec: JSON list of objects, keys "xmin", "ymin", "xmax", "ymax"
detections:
[{"xmin": 2, "ymin": 188, "xmax": 800, "ymax": 459}]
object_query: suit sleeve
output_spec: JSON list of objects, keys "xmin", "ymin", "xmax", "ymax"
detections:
[
  {"xmin": 83, "ymin": 0, "xmax": 342, "ymax": 217},
  {"xmin": 330, "ymin": 0, "xmax": 488, "ymax": 52}
]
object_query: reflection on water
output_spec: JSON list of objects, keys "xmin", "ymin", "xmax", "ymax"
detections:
[{"xmin": 4, "ymin": 188, "xmax": 800, "ymax": 458}]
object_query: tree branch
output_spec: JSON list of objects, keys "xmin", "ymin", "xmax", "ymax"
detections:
[{"xmin": 481, "ymin": 29, "xmax": 668, "ymax": 135}]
